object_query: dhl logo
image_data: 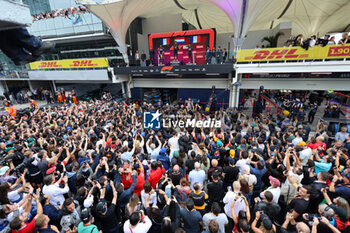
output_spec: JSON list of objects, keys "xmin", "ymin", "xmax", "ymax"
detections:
[
  {"xmin": 161, "ymin": 66, "xmax": 174, "ymax": 71},
  {"xmin": 72, "ymin": 60, "xmax": 95, "ymax": 67},
  {"xmin": 245, "ymin": 49, "xmax": 309, "ymax": 60},
  {"xmin": 39, "ymin": 62, "xmax": 61, "ymax": 68}
]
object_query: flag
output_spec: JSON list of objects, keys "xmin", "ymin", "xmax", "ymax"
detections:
[{"xmin": 71, "ymin": 14, "xmax": 83, "ymax": 25}]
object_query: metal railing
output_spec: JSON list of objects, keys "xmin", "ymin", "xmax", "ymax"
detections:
[{"xmin": 28, "ymin": 13, "xmax": 103, "ymax": 38}]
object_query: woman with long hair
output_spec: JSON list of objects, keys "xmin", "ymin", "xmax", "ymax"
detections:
[
  {"xmin": 0, "ymin": 174, "xmax": 26, "ymax": 204},
  {"xmin": 230, "ymin": 194, "xmax": 251, "ymax": 233},
  {"xmin": 175, "ymin": 177, "xmax": 191, "ymax": 207},
  {"xmin": 125, "ymin": 193, "xmax": 140, "ymax": 218},
  {"xmin": 163, "ymin": 197, "xmax": 180, "ymax": 231},
  {"xmin": 161, "ymin": 217, "xmax": 174, "ymax": 233}
]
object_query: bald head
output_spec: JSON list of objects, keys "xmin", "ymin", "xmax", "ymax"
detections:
[
  {"xmin": 173, "ymin": 165, "xmax": 179, "ymax": 173},
  {"xmin": 211, "ymin": 159, "xmax": 218, "ymax": 167},
  {"xmin": 316, "ymin": 136, "xmax": 324, "ymax": 142},
  {"xmin": 233, "ymin": 181, "xmax": 241, "ymax": 192},
  {"xmin": 296, "ymin": 222, "xmax": 310, "ymax": 233},
  {"xmin": 194, "ymin": 162, "xmax": 200, "ymax": 170}
]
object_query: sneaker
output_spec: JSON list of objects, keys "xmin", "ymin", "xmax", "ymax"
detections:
[
  {"xmin": 14, "ymin": 55, "xmax": 41, "ymax": 66},
  {"xmin": 32, "ymin": 41, "xmax": 56, "ymax": 57}
]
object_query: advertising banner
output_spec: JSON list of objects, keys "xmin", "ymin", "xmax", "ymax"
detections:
[
  {"xmin": 29, "ymin": 58, "xmax": 108, "ymax": 70},
  {"xmin": 237, "ymin": 45, "xmax": 350, "ymax": 62}
]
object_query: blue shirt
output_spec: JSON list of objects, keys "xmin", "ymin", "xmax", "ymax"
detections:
[
  {"xmin": 180, "ymin": 208, "xmax": 202, "ymax": 233},
  {"xmin": 188, "ymin": 169, "xmax": 206, "ymax": 190},
  {"xmin": 157, "ymin": 154, "xmax": 170, "ymax": 170},
  {"xmin": 249, "ymin": 158, "xmax": 266, "ymax": 189},
  {"xmin": 315, "ymin": 160, "xmax": 332, "ymax": 174},
  {"xmin": 334, "ymin": 185, "xmax": 350, "ymax": 199}
]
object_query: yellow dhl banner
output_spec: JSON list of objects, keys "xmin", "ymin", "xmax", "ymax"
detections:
[
  {"xmin": 29, "ymin": 58, "xmax": 108, "ymax": 70},
  {"xmin": 237, "ymin": 45, "xmax": 350, "ymax": 62}
]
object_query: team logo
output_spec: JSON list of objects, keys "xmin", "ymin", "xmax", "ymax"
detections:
[{"xmin": 143, "ymin": 110, "xmax": 161, "ymax": 129}]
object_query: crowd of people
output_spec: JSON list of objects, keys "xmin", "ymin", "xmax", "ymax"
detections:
[
  {"xmin": 0, "ymin": 93, "xmax": 349, "ymax": 233},
  {"xmin": 31, "ymin": 6, "xmax": 88, "ymax": 22},
  {"xmin": 127, "ymin": 46, "xmax": 229, "ymax": 67},
  {"xmin": 285, "ymin": 33, "xmax": 350, "ymax": 50}
]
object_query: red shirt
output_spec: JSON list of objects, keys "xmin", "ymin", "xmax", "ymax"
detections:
[
  {"xmin": 308, "ymin": 142, "xmax": 326, "ymax": 150},
  {"xmin": 133, "ymin": 169, "xmax": 145, "ymax": 196},
  {"xmin": 121, "ymin": 173, "xmax": 133, "ymax": 189},
  {"xmin": 12, "ymin": 218, "xmax": 35, "ymax": 233},
  {"xmin": 147, "ymin": 167, "xmax": 163, "ymax": 189}
]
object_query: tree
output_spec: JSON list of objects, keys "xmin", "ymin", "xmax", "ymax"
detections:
[{"xmin": 261, "ymin": 32, "xmax": 285, "ymax": 48}]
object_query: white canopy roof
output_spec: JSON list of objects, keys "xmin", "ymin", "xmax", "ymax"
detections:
[{"xmin": 76, "ymin": 0, "xmax": 350, "ymax": 59}]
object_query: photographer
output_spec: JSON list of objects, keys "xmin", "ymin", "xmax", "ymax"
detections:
[
  {"xmin": 42, "ymin": 172, "xmax": 69, "ymax": 207},
  {"xmin": 123, "ymin": 210, "xmax": 152, "ymax": 233},
  {"xmin": 94, "ymin": 180, "xmax": 119, "ymax": 233},
  {"xmin": 251, "ymin": 211, "xmax": 276, "ymax": 233}
]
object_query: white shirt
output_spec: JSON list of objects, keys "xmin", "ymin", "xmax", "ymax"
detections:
[
  {"xmin": 169, "ymin": 136, "xmax": 179, "ymax": 151},
  {"xmin": 260, "ymin": 186, "xmax": 281, "ymax": 204},
  {"xmin": 146, "ymin": 145, "xmax": 161, "ymax": 161},
  {"xmin": 8, "ymin": 190, "xmax": 21, "ymax": 203},
  {"xmin": 140, "ymin": 190, "xmax": 157, "ymax": 208},
  {"xmin": 43, "ymin": 183, "xmax": 69, "ymax": 207},
  {"xmin": 223, "ymin": 191, "xmax": 246, "ymax": 219},
  {"xmin": 188, "ymin": 169, "xmax": 206, "ymax": 189},
  {"xmin": 292, "ymin": 137, "xmax": 303, "ymax": 146},
  {"xmin": 236, "ymin": 158, "xmax": 249, "ymax": 175},
  {"xmin": 202, "ymin": 213, "xmax": 228, "ymax": 233},
  {"xmin": 309, "ymin": 39, "xmax": 316, "ymax": 47},
  {"xmin": 123, "ymin": 216, "xmax": 152, "ymax": 233},
  {"xmin": 299, "ymin": 147, "xmax": 312, "ymax": 166}
]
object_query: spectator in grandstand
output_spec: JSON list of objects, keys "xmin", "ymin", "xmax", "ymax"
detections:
[
  {"xmin": 309, "ymin": 35, "xmax": 317, "ymax": 47},
  {"xmin": 339, "ymin": 33, "xmax": 349, "ymax": 45},
  {"xmin": 328, "ymin": 36, "xmax": 336, "ymax": 45}
]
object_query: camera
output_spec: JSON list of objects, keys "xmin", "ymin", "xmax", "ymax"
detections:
[{"xmin": 137, "ymin": 202, "xmax": 142, "ymax": 211}]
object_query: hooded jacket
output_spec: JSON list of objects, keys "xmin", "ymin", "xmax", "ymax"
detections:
[{"xmin": 60, "ymin": 200, "xmax": 81, "ymax": 233}]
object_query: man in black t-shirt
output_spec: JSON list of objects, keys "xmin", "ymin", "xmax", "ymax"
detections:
[
  {"xmin": 207, "ymin": 172, "xmax": 223, "ymax": 208},
  {"xmin": 222, "ymin": 158, "xmax": 239, "ymax": 193},
  {"xmin": 185, "ymin": 151, "xmax": 197, "ymax": 175},
  {"xmin": 168, "ymin": 164, "xmax": 183, "ymax": 186},
  {"xmin": 208, "ymin": 159, "xmax": 223, "ymax": 182},
  {"xmin": 287, "ymin": 185, "xmax": 311, "ymax": 222},
  {"xmin": 94, "ymin": 181, "xmax": 119, "ymax": 233}
]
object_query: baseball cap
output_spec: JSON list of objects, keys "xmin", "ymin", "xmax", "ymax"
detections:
[
  {"xmin": 83, "ymin": 195, "xmax": 94, "ymax": 208},
  {"xmin": 228, "ymin": 157, "xmax": 235, "ymax": 165},
  {"xmin": 0, "ymin": 166, "xmax": 9, "ymax": 176},
  {"xmin": 78, "ymin": 157, "xmax": 90, "ymax": 167},
  {"xmin": 0, "ymin": 166, "xmax": 10, "ymax": 176},
  {"xmin": 46, "ymin": 166, "xmax": 56, "ymax": 175},
  {"xmin": 269, "ymin": 176, "xmax": 281, "ymax": 187},
  {"xmin": 173, "ymin": 151, "xmax": 179, "ymax": 158},
  {"xmin": 342, "ymin": 172, "xmax": 350, "ymax": 180},
  {"xmin": 96, "ymin": 201, "xmax": 107, "ymax": 214},
  {"xmin": 160, "ymin": 147, "xmax": 166, "ymax": 154},
  {"xmin": 81, "ymin": 208, "xmax": 91, "ymax": 222},
  {"xmin": 261, "ymin": 214, "xmax": 273, "ymax": 230},
  {"xmin": 297, "ymin": 141, "xmax": 306, "ymax": 147},
  {"xmin": 216, "ymin": 140, "xmax": 223, "ymax": 147},
  {"xmin": 334, "ymin": 207, "xmax": 347, "ymax": 219}
]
